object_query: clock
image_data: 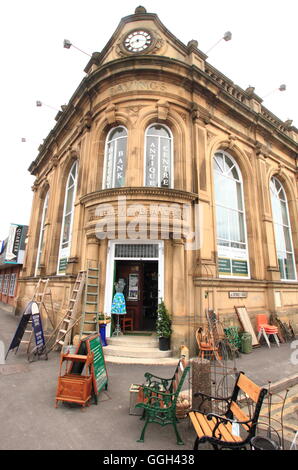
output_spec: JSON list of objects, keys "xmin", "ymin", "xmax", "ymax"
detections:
[{"xmin": 123, "ymin": 30, "xmax": 153, "ymax": 53}]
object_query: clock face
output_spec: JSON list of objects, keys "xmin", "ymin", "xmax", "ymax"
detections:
[{"xmin": 124, "ymin": 30, "xmax": 152, "ymax": 53}]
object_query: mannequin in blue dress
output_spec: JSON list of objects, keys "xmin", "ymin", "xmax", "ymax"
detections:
[{"xmin": 111, "ymin": 278, "xmax": 126, "ymax": 335}]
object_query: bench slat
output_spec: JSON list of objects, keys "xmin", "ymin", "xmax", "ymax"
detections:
[
  {"xmin": 189, "ymin": 412, "xmax": 205, "ymax": 438},
  {"xmin": 237, "ymin": 373, "xmax": 261, "ymax": 403},
  {"xmin": 209, "ymin": 416, "xmax": 242, "ymax": 442},
  {"xmin": 189, "ymin": 412, "xmax": 242, "ymax": 442},
  {"xmin": 230, "ymin": 402, "xmax": 251, "ymax": 430}
]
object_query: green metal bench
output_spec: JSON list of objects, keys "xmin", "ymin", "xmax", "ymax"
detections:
[{"xmin": 135, "ymin": 358, "xmax": 190, "ymax": 445}]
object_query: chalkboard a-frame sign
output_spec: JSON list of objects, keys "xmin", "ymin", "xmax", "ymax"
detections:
[{"xmin": 71, "ymin": 334, "xmax": 108, "ymax": 404}]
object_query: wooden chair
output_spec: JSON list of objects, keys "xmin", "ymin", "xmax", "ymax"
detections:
[
  {"xmin": 257, "ymin": 314, "xmax": 280, "ymax": 348},
  {"xmin": 120, "ymin": 314, "xmax": 133, "ymax": 331},
  {"xmin": 195, "ymin": 327, "xmax": 221, "ymax": 361},
  {"xmin": 188, "ymin": 371, "xmax": 267, "ymax": 450}
]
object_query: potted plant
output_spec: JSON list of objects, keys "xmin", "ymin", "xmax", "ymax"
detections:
[{"xmin": 156, "ymin": 300, "xmax": 172, "ymax": 351}]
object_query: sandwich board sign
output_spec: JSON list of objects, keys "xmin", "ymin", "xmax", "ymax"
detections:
[{"xmin": 5, "ymin": 301, "xmax": 47, "ymax": 360}]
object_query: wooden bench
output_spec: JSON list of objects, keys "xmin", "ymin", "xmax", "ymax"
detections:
[
  {"xmin": 135, "ymin": 358, "xmax": 190, "ymax": 445},
  {"xmin": 188, "ymin": 371, "xmax": 267, "ymax": 450}
]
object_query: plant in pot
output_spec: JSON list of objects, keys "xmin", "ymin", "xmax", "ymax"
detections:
[{"xmin": 156, "ymin": 300, "xmax": 172, "ymax": 351}]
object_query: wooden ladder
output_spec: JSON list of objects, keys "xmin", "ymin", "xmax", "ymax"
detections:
[
  {"xmin": 46, "ymin": 271, "xmax": 86, "ymax": 352},
  {"xmin": 79, "ymin": 262, "xmax": 100, "ymax": 339},
  {"xmin": 20, "ymin": 278, "xmax": 54, "ymax": 356}
]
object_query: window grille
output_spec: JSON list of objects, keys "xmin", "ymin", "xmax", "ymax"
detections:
[{"xmin": 114, "ymin": 244, "xmax": 159, "ymax": 259}]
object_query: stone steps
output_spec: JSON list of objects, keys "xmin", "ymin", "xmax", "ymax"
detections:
[{"xmin": 103, "ymin": 332, "xmax": 174, "ymax": 364}]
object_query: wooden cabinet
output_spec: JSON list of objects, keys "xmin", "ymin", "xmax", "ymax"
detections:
[{"xmin": 55, "ymin": 353, "xmax": 93, "ymax": 408}]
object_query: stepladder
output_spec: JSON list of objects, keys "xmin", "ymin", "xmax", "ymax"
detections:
[
  {"xmin": 46, "ymin": 271, "xmax": 86, "ymax": 352},
  {"xmin": 80, "ymin": 261, "xmax": 101, "ymax": 339}
]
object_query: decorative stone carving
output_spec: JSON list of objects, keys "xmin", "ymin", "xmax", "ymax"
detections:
[
  {"xmin": 105, "ymin": 103, "xmax": 117, "ymax": 124},
  {"xmin": 51, "ymin": 155, "xmax": 59, "ymax": 168},
  {"xmin": 255, "ymin": 141, "xmax": 270, "ymax": 159},
  {"xmin": 86, "ymin": 231, "xmax": 101, "ymax": 245},
  {"xmin": 227, "ymin": 133, "xmax": 237, "ymax": 150},
  {"xmin": 156, "ymin": 99, "xmax": 169, "ymax": 121},
  {"xmin": 123, "ymin": 106, "xmax": 142, "ymax": 126},
  {"xmin": 81, "ymin": 111, "xmax": 92, "ymax": 131},
  {"xmin": 135, "ymin": 5, "xmax": 147, "ymax": 14},
  {"xmin": 191, "ymin": 103, "xmax": 199, "ymax": 122},
  {"xmin": 187, "ymin": 40, "xmax": 199, "ymax": 50}
]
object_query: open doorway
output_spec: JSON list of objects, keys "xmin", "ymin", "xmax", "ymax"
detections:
[{"xmin": 115, "ymin": 260, "xmax": 158, "ymax": 331}]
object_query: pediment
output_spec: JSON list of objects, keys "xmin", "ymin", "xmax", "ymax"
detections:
[{"xmin": 85, "ymin": 7, "xmax": 206, "ymax": 74}]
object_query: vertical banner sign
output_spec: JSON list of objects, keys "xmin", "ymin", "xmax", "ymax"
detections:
[
  {"xmin": 5, "ymin": 224, "xmax": 23, "ymax": 263},
  {"xmin": 31, "ymin": 302, "xmax": 46, "ymax": 356}
]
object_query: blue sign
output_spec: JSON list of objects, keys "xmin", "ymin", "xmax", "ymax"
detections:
[{"xmin": 31, "ymin": 302, "xmax": 46, "ymax": 355}]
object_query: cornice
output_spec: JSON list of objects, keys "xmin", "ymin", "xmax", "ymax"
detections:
[
  {"xmin": 80, "ymin": 187, "xmax": 198, "ymax": 206},
  {"xmin": 29, "ymin": 55, "xmax": 297, "ymax": 175}
]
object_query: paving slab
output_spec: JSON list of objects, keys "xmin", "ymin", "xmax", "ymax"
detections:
[{"xmin": 0, "ymin": 306, "xmax": 297, "ymax": 450}]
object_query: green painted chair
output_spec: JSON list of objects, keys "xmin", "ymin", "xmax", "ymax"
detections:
[{"xmin": 135, "ymin": 359, "xmax": 190, "ymax": 445}]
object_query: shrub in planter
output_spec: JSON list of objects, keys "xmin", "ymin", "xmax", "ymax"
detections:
[{"xmin": 156, "ymin": 300, "xmax": 172, "ymax": 351}]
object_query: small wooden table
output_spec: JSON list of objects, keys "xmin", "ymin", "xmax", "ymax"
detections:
[{"xmin": 55, "ymin": 353, "xmax": 93, "ymax": 408}]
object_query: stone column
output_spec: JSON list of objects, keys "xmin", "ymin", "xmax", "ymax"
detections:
[
  {"xmin": 171, "ymin": 238, "xmax": 186, "ymax": 354},
  {"xmin": 85, "ymin": 232, "xmax": 100, "ymax": 267},
  {"xmin": 192, "ymin": 358, "xmax": 212, "ymax": 413},
  {"xmin": 172, "ymin": 238, "xmax": 185, "ymax": 316}
]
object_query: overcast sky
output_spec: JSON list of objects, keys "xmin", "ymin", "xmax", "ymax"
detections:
[{"xmin": 0, "ymin": 0, "xmax": 297, "ymax": 241}]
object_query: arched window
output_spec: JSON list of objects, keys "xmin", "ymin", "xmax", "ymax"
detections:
[
  {"xmin": 270, "ymin": 177, "xmax": 296, "ymax": 280},
  {"xmin": 213, "ymin": 151, "xmax": 249, "ymax": 278},
  {"xmin": 145, "ymin": 124, "xmax": 173, "ymax": 188},
  {"xmin": 35, "ymin": 190, "xmax": 49, "ymax": 276},
  {"xmin": 103, "ymin": 126, "xmax": 127, "ymax": 189},
  {"xmin": 57, "ymin": 161, "xmax": 78, "ymax": 274}
]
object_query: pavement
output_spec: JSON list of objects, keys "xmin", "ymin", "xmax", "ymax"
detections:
[{"xmin": 0, "ymin": 304, "xmax": 297, "ymax": 450}]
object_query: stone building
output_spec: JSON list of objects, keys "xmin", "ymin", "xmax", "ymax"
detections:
[{"xmin": 18, "ymin": 6, "xmax": 298, "ymax": 355}]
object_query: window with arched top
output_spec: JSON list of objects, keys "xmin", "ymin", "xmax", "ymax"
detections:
[
  {"xmin": 213, "ymin": 151, "xmax": 250, "ymax": 278},
  {"xmin": 35, "ymin": 190, "xmax": 49, "ymax": 276},
  {"xmin": 57, "ymin": 161, "xmax": 78, "ymax": 274},
  {"xmin": 145, "ymin": 124, "xmax": 173, "ymax": 188},
  {"xmin": 270, "ymin": 177, "xmax": 296, "ymax": 280},
  {"xmin": 103, "ymin": 126, "xmax": 127, "ymax": 189}
]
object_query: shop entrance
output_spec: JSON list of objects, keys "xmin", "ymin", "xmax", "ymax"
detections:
[{"xmin": 115, "ymin": 260, "xmax": 158, "ymax": 331}]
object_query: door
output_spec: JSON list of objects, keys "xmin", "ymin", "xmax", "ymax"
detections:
[{"xmin": 116, "ymin": 261, "xmax": 144, "ymax": 330}]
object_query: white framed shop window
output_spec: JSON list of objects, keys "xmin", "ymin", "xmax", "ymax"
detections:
[
  {"xmin": 35, "ymin": 190, "xmax": 49, "ymax": 276},
  {"xmin": 213, "ymin": 150, "xmax": 250, "ymax": 279},
  {"xmin": 57, "ymin": 161, "xmax": 78, "ymax": 275},
  {"xmin": 9, "ymin": 273, "xmax": 17, "ymax": 297},
  {"xmin": 270, "ymin": 176, "xmax": 296, "ymax": 281},
  {"xmin": 102, "ymin": 126, "xmax": 128, "ymax": 189},
  {"xmin": 144, "ymin": 124, "xmax": 173, "ymax": 188}
]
